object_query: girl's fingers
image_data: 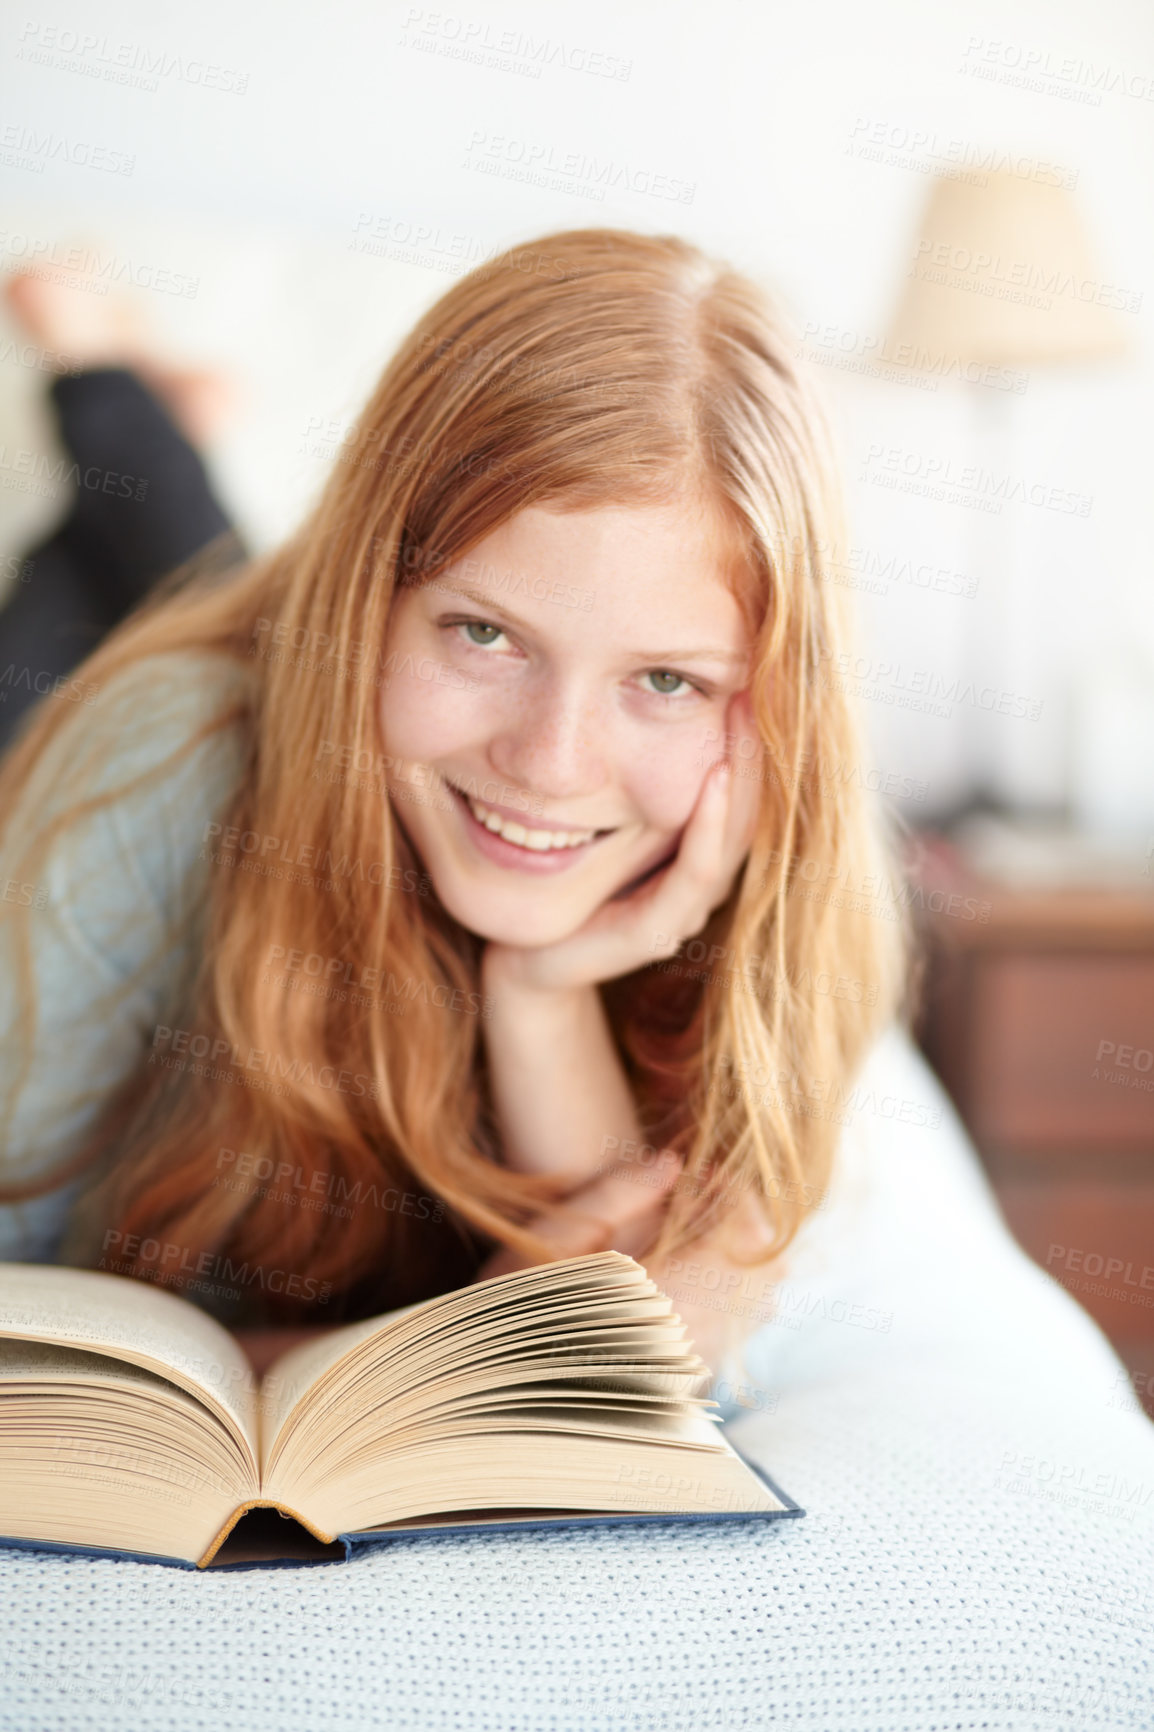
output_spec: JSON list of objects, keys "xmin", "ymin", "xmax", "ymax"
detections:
[
  {"xmin": 672, "ymin": 690, "xmax": 761, "ymax": 891},
  {"xmin": 476, "ymin": 1207, "xmax": 617, "ymax": 1280},
  {"xmin": 475, "ymin": 1150, "xmax": 683, "ymax": 1281},
  {"xmin": 564, "ymin": 1148, "xmax": 683, "ymax": 1228},
  {"xmin": 721, "ymin": 722, "xmax": 762, "ymax": 862},
  {"xmin": 712, "ymin": 687, "xmax": 762, "ymax": 870},
  {"xmin": 641, "ymin": 757, "xmax": 753, "ymax": 946}
]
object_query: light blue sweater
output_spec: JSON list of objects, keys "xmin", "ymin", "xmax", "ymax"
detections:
[{"xmin": 0, "ymin": 651, "xmax": 254, "ymax": 1261}]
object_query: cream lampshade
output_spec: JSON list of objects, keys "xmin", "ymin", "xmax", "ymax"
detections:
[
  {"xmin": 881, "ymin": 167, "xmax": 1132, "ymax": 825},
  {"xmin": 887, "ymin": 168, "xmax": 1130, "ymax": 367}
]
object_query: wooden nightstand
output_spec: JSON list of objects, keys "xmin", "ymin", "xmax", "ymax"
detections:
[{"xmin": 909, "ymin": 825, "xmax": 1154, "ymax": 1418}]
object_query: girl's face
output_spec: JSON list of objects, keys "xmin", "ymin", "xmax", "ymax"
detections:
[{"xmin": 378, "ymin": 501, "xmax": 754, "ymax": 948}]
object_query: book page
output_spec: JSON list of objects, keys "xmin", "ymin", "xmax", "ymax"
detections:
[
  {"xmin": 256, "ymin": 1302, "xmax": 422, "ymax": 1456},
  {"xmin": 0, "ymin": 1336, "xmax": 255, "ymax": 1561},
  {"xmin": 0, "ymin": 1338, "xmax": 254, "ymax": 1492},
  {"xmin": 306, "ymin": 1425, "xmax": 787, "ymax": 1534},
  {"xmin": 259, "ymin": 1253, "xmax": 708, "ymax": 1482},
  {"xmin": 257, "ymin": 1254, "xmax": 659, "ymax": 1462},
  {"xmin": 0, "ymin": 1335, "xmax": 225, "ymax": 1410},
  {"xmin": 0, "ymin": 1263, "xmax": 258, "ymax": 1472}
]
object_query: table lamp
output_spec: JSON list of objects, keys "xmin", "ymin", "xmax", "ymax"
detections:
[{"xmin": 883, "ymin": 168, "xmax": 1134, "ymax": 827}]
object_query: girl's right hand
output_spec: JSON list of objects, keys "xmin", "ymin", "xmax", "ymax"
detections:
[
  {"xmin": 483, "ymin": 688, "xmax": 761, "ymax": 996},
  {"xmin": 475, "ymin": 1146, "xmax": 685, "ymax": 1280},
  {"xmin": 476, "ymin": 1149, "xmax": 784, "ymax": 1374}
]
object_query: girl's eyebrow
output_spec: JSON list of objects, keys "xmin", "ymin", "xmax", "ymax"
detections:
[{"xmin": 431, "ymin": 582, "xmax": 746, "ymax": 664}]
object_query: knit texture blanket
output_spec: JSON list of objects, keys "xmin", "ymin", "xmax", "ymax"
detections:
[{"xmin": 3, "ymin": 1029, "xmax": 1152, "ymax": 1731}]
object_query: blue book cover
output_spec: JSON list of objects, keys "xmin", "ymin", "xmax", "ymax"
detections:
[
  {"xmin": 0, "ymin": 1253, "xmax": 803, "ymax": 1570},
  {"xmin": 0, "ymin": 1447, "xmax": 803, "ymax": 1571}
]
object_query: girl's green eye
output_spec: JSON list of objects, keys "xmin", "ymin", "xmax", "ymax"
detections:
[{"xmin": 453, "ymin": 625, "xmax": 696, "ymax": 697}]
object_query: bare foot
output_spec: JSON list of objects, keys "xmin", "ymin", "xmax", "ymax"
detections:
[
  {"xmin": 3, "ymin": 265, "xmax": 241, "ymax": 444},
  {"xmin": 133, "ymin": 361, "xmax": 242, "ymax": 447},
  {"xmin": 4, "ymin": 270, "xmax": 132, "ymax": 370}
]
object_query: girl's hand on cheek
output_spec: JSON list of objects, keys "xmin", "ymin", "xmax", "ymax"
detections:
[{"xmin": 485, "ymin": 690, "xmax": 761, "ymax": 995}]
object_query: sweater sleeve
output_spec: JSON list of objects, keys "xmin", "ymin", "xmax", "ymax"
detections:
[{"xmin": 0, "ymin": 650, "xmax": 254, "ymax": 1261}]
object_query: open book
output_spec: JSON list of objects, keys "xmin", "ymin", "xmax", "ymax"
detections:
[{"xmin": 0, "ymin": 1252, "xmax": 800, "ymax": 1569}]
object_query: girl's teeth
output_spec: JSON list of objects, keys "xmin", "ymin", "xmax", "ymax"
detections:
[{"xmin": 466, "ymin": 796, "xmax": 596, "ymax": 851}]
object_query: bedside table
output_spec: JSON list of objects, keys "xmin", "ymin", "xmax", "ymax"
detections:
[{"xmin": 909, "ymin": 827, "xmax": 1154, "ymax": 1418}]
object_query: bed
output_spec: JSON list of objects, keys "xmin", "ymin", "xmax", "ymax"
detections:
[{"xmin": 2, "ymin": 1025, "xmax": 1152, "ymax": 1731}]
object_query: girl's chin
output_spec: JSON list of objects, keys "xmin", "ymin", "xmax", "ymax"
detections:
[
  {"xmin": 430, "ymin": 856, "xmax": 657, "ymax": 948},
  {"xmin": 435, "ymin": 880, "xmax": 601, "ymax": 948},
  {"xmin": 413, "ymin": 822, "xmax": 681, "ymax": 944}
]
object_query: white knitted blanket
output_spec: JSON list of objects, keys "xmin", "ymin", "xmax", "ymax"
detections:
[{"xmin": 3, "ymin": 1029, "xmax": 1152, "ymax": 1732}]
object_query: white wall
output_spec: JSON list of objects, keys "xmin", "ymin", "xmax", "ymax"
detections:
[{"xmin": 2, "ymin": 0, "xmax": 1152, "ymax": 823}]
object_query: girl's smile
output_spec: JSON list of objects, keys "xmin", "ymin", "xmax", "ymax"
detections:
[
  {"xmin": 379, "ymin": 499, "xmax": 753, "ymax": 945},
  {"xmin": 446, "ymin": 780, "xmax": 613, "ymax": 872}
]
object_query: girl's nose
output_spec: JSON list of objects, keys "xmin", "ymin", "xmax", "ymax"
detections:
[{"xmin": 486, "ymin": 687, "xmax": 609, "ymax": 804}]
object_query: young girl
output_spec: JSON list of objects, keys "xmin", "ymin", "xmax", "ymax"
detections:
[{"xmin": 0, "ymin": 227, "xmax": 909, "ymax": 1377}]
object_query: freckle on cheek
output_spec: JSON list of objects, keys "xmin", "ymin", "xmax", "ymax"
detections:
[{"xmin": 629, "ymin": 760, "xmax": 708, "ymax": 829}]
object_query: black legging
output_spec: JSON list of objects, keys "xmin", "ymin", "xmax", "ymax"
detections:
[{"xmin": 0, "ymin": 368, "xmax": 244, "ymax": 752}]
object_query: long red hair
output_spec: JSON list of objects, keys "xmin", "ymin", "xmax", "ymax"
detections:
[{"xmin": 0, "ymin": 228, "xmax": 910, "ymax": 1322}]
